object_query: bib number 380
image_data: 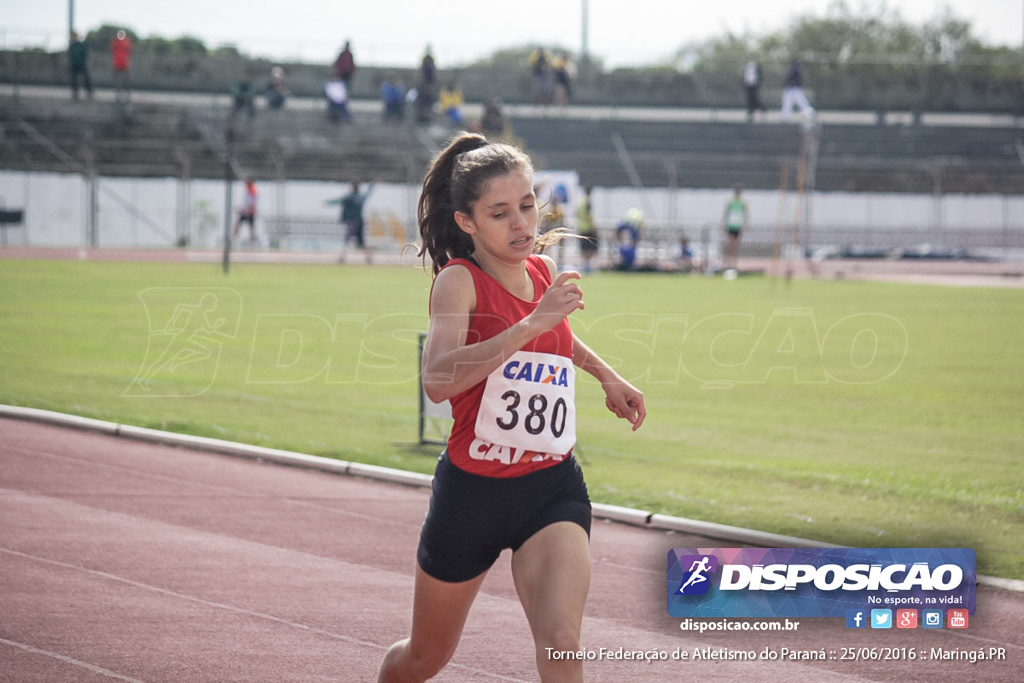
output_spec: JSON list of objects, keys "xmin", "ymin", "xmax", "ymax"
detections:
[
  {"xmin": 495, "ymin": 390, "xmax": 568, "ymax": 438},
  {"xmin": 475, "ymin": 351, "xmax": 576, "ymax": 455}
]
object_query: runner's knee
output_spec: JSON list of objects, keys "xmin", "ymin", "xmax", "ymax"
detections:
[
  {"xmin": 404, "ymin": 634, "xmax": 460, "ymax": 680},
  {"xmin": 535, "ymin": 621, "xmax": 582, "ymax": 655},
  {"xmin": 407, "ymin": 645, "xmax": 455, "ymax": 680}
]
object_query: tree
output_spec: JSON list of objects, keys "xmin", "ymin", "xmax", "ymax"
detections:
[
  {"xmin": 674, "ymin": 1, "xmax": 1018, "ymax": 79},
  {"xmin": 84, "ymin": 25, "xmax": 139, "ymax": 54},
  {"xmin": 84, "ymin": 25, "xmax": 207, "ymax": 56}
]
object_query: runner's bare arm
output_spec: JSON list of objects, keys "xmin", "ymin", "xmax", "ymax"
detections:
[
  {"xmin": 421, "ymin": 265, "xmax": 584, "ymax": 403},
  {"xmin": 573, "ymin": 334, "xmax": 646, "ymax": 431},
  {"xmin": 537, "ymin": 255, "xmax": 646, "ymax": 430}
]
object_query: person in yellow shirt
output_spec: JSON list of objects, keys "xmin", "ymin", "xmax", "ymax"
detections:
[
  {"xmin": 576, "ymin": 186, "xmax": 598, "ymax": 272},
  {"xmin": 552, "ymin": 52, "xmax": 575, "ymax": 107},
  {"xmin": 439, "ymin": 83, "xmax": 464, "ymax": 127}
]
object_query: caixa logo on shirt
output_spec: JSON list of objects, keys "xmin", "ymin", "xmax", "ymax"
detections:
[{"xmin": 502, "ymin": 359, "xmax": 571, "ymax": 387}]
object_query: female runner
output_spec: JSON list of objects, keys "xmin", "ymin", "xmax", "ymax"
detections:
[{"xmin": 378, "ymin": 133, "xmax": 645, "ymax": 682}]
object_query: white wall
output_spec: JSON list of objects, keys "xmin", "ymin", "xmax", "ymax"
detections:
[{"xmin": 1, "ymin": 170, "xmax": 1022, "ymax": 249}]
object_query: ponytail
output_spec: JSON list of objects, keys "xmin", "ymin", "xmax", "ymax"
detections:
[{"xmin": 418, "ymin": 133, "xmax": 487, "ymax": 275}]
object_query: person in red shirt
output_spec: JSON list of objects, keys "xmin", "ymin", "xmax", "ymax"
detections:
[
  {"xmin": 332, "ymin": 40, "xmax": 356, "ymax": 86},
  {"xmin": 232, "ymin": 177, "xmax": 258, "ymax": 245},
  {"xmin": 377, "ymin": 132, "xmax": 645, "ymax": 682},
  {"xmin": 110, "ymin": 30, "xmax": 133, "ymax": 100}
]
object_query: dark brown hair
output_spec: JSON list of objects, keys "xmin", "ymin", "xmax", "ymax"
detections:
[{"xmin": 417, "ymin": 133, "xmax": 534, "ymax": 275}]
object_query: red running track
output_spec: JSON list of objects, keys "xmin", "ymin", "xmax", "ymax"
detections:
[{"xmin": 2, "ymin": 416, "xmax": 1022, "ymax": 681}]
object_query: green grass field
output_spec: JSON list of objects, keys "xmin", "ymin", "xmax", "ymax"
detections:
[{"xmin": 2, "ymin": 258, "xmax": 1022, "ymax": 580}]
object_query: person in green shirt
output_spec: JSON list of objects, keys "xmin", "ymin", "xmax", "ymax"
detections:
[{"xmin": 722, "ymin": 183, "xmax": 749, "ymax": 272}]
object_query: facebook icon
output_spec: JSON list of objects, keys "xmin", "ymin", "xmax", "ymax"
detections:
[{"xmin": 845, "ymin": 609, "xmax": 867, "ymax": 629}]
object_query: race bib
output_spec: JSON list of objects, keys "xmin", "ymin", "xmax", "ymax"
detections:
[{"xmin": 475, "ymin": 351, "xmax": 576, "ymax": 455}]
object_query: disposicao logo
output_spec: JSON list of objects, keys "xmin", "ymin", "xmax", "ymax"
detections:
[
  {"xmin": 675, "ymin": 555, "xmax": 718, "ymax": 596},
  {"xmin": 667, "ymin": 548, "xmax": 976, "ymax": 619}
]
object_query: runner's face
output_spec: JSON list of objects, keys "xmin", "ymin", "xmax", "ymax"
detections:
[{"xmin": 456, "ymin": 171, "xmax": 537, "ymax": 263}]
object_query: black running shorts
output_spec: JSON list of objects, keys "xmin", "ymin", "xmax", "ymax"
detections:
[{"xmin": 417, "ymin": 454, "xmax": 592, "ymax": 583}]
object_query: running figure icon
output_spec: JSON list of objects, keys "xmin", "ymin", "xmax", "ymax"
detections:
[
  {"xmin": 678, "ymin": 556, "xmax": 713, "ymax": 593},
  {"xmin": 124, "ymin": 288, "xmax": 243, "ymax": 398}
]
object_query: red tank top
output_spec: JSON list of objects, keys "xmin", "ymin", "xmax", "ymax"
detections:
[{"xmin": 439, "ymin": 255, "xmax": 576, "ymax": 478}]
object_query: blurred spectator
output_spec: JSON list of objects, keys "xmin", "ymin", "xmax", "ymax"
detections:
[
  {"xmin": 722, "ymin": 183, "xmax": 748, "ymax": 271},
  {"xmin": 417, "ymin": 47, "xmax": 437, "ymax": 123},
  {"xmin": 535, "ymin": 181, "xmax": 567, "ymax": 261},
  {"xmin": 743, "ymin": 54, "xmax": 765, "ymax": 122},
  {"xmin": 333, "ymin": 41, "xmax": 356, "ymax": 86},
  {"xmin": 615, "ymin": 208, "xmax": 644, "ymax": 271},
  {"xmin": 576, "ymin": 186, "xmax": 598, "ymax": 273},
  {"xmin": 110, "ymin": 30, "xmax": 133, "ymax": 101},
  {"xmin": 265, "ymin": 66, "xmax": 289, "ymax": 110},
  {"xmin": 325, "ymin": 79, "xmax": 351, "ymax": 122},
  {"xmin": 439, "ymin": 83, "xmax": 465, "ymax": 127},
  {"xmin": 482, "ymin": 97, "xmax": 506, "ymax": 136},
  {"xmin": 538, "ymin": 183, "xmax": 566, "ymax": 236},
  {"xmin": 781, "ymin": 56, "xmax": 815, "ymax": 121},
  {"xmin": 327, "ymin": 181, "xmax": 375, "ymax": 264},
  {"xmin": 676, "ymin": 234, "xmax": 695, "ymax": 272},
  {"xmin": 552, "ymin": 51, "xmax": 575, "ymax": 107},
  {"xmin": 68, "ymin": 31, "xmax": 93, "ymax": 100},
  {"xmin": 381, "ymin": 76, "xmax": 406, "ymax": 121},
  {"xmin": 232, "ymin": 177, "xmax": 259, "ymax": 245},
  {"xmin": 529, "ymin": 47, "xmax": 554, "ymax": 104},
  {"xmin": 232, "ymin": 68, "xmax": 255, "ymax": 118}
]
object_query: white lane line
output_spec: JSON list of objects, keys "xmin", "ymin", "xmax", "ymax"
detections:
[
  {"xmin": 0, "ymin": 547, "xmax": 530, "ymax": 682},
  {"xmin": 0, "ymin": 636, "xmax": 146, "ymax": 683}
]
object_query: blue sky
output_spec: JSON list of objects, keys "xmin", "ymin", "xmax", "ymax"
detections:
[{"xmin": 4, "ymin": 0, "xmax": 1020, "ymax": 68}]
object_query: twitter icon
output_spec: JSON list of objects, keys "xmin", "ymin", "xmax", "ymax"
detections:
[{"xmin": 871, "ymin": 609, "xmax": 893, "ymax": 629}]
